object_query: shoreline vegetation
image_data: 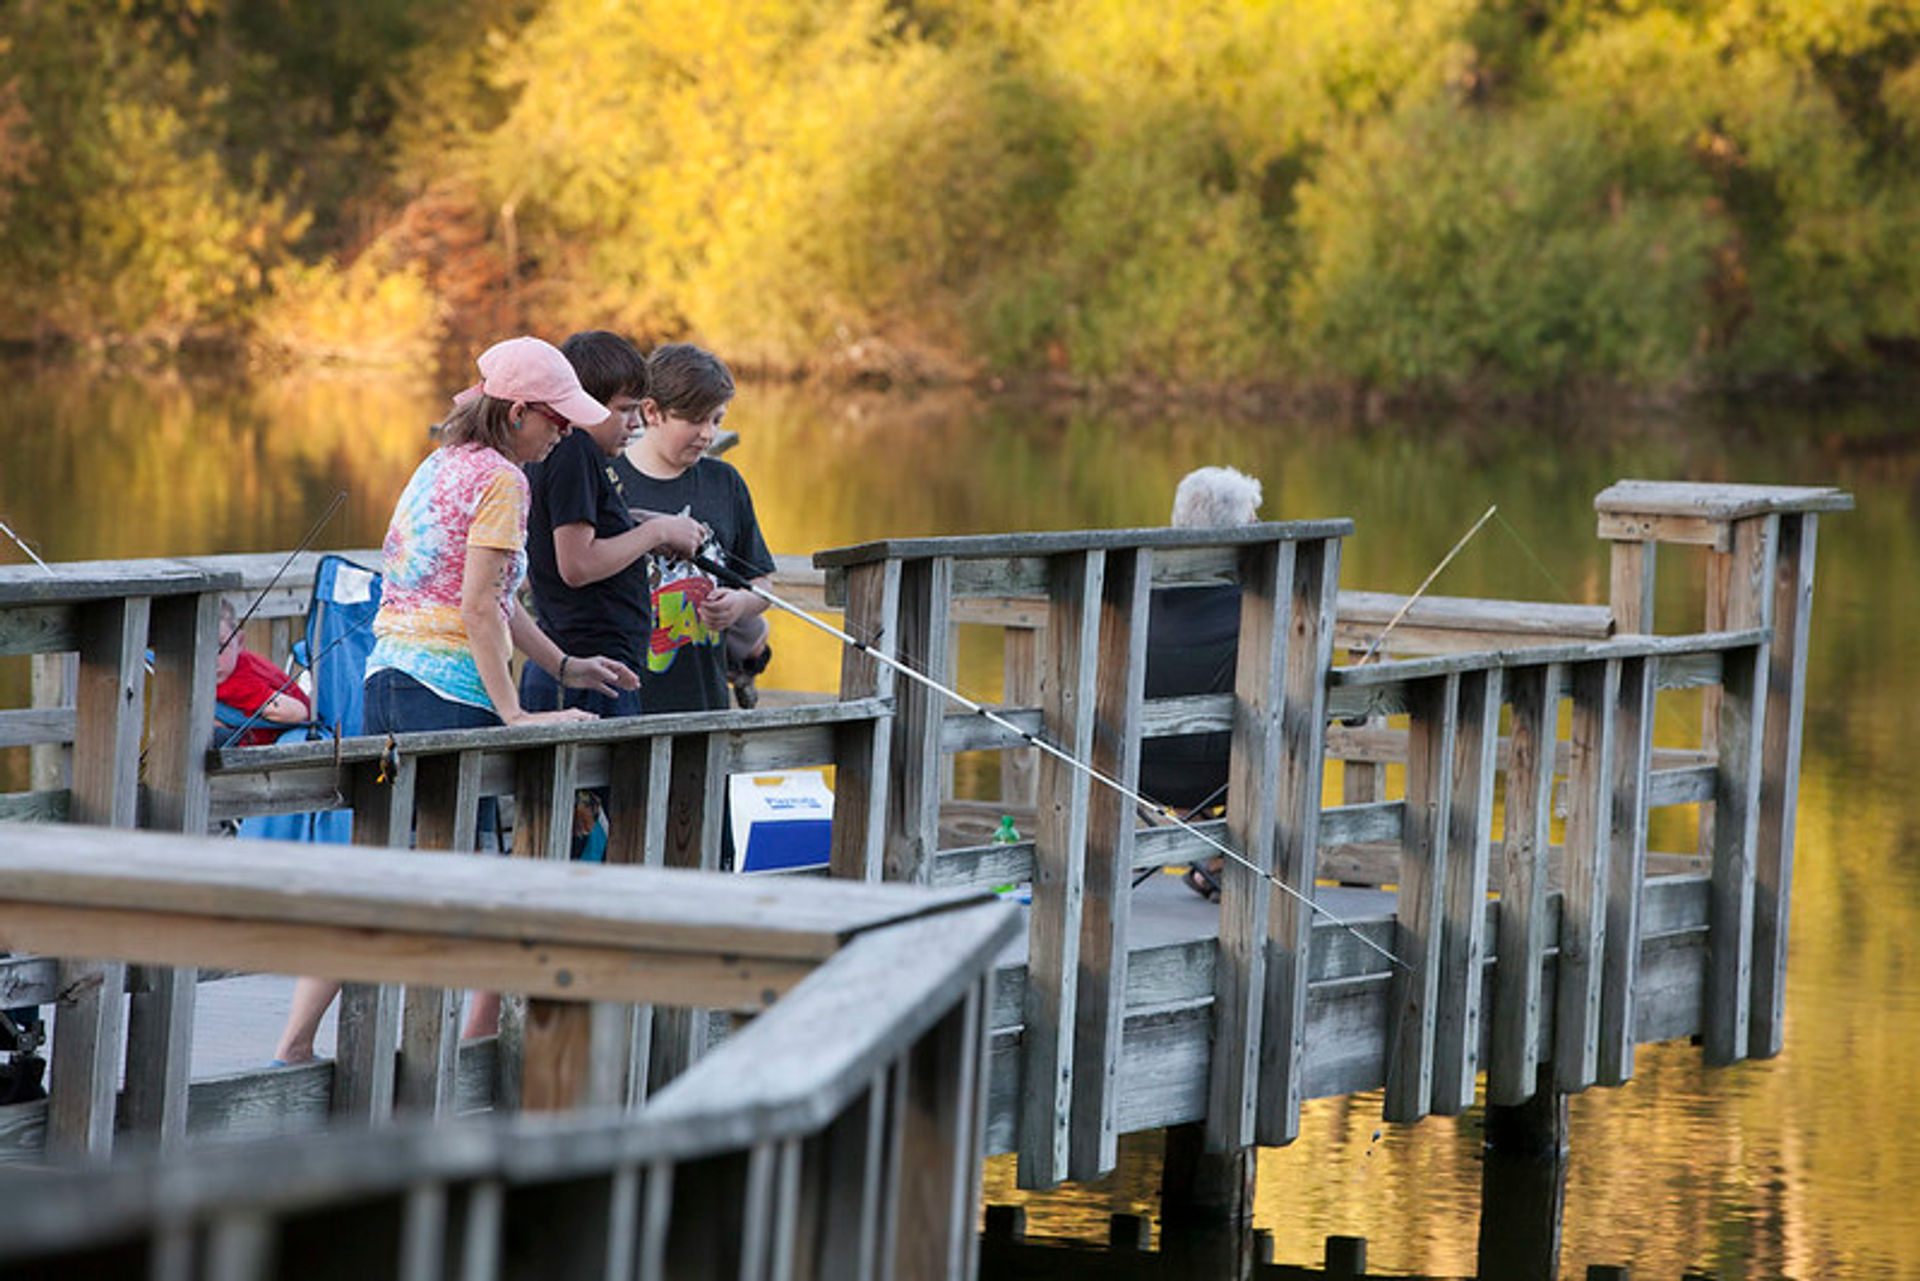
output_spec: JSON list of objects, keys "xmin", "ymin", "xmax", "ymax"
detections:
[{"xmin": 3, "ymin": 1, "xmax": 1919, "ymax": 410}]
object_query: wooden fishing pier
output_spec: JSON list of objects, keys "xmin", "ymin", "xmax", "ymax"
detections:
[{"xmin": 0, "ymin": 479, "xmax": 1851, "ymax": 1279}]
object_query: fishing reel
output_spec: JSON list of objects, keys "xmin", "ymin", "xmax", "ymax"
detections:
[
  {"xmin": 688, "ymin": 530, "xmax": 751, "ymax": 590},
  {"xmin": 0, "ymin": 1007, "xmax": 47, "ymax": 1105}
]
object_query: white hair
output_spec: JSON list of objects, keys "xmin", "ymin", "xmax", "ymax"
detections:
[{"xmin": 1170, "ymin": 466, "xmax": 1263, "ymax": 528}]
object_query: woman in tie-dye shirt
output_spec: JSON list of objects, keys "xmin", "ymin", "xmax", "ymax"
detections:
[
  {"xmin": 361, "ymin": 335, "xmax": 640, "ymax": 733},
  {"xmin": 274, "ymin": 336, "xmax": 636, "ymax": 1068}
]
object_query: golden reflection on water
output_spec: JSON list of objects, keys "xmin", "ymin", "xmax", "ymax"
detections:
[{"xmin": 6, "ymin": 364, "xmax": 1919, "ymax": 1276}]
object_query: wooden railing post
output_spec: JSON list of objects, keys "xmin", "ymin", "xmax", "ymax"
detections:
[
  {"xmin": 1599, "ymin": 656, "xmax": 1654, "ymax": 1086},
  {"xmin": 28, "ymin": 651, "xmax": 76, "ymax": 791},
  {"xmin": 1069, "ymin": 546, "xmax": 1149, "ymax": 1180},
  {"xmin": 1554, "ymin": 659, "xmax": 1619, "ymax": 1093},
  {"xmin": 123, "ymin": 588, "xmax": 222, "ymax": 1149},
  {"xmin": 800, "ymin": 1070, "xmax": 890, "ymax": 1280},
  {"xmin": 1001, "ymin": 623, "xmax": 1043, "ymax": 811},
  {"xmin": 398, "ymin": 749, "xmax": 485, "ymax": 1118},
  {"xmin": 1385, "ymin": 672, "xmax": 1456, "ymax": 1123},
  {"xmin": 512, "ymin": 741, "xmax": 604, "ymax": 1113},
  {"xmin": 335, "ymin": 755, "xmax": 414, "ymax": 1123},
  {"xmin": 884, "ymin": 557, "xmax": 951, "ymax": 885},
  {"xmin": 1019, "ymin": 549, "xmax": 1102, "ymax": 1189},
  {"xmin": 832, "ymin": 559, "xmax": 901, "ymax": 883},
  {"xmin": 1752, "ymin": 512, "xmax": 1820, "ymax": 1060},
  {"xmin": 1206, "ymin": 540, "xmax": 1290, "ymax": 1148},
  {"xmin": 650, "ymin": 733, "xmax": 727, "ymax": 1094},
  {"xmin": 48, "ymin": 595, "xmax": 148, "ymax": 1162},
  {"xmin": 605, "ymin": 736, "xmax": 672, "ymax": 1106},
  {"xmin": 1488, "ymin": 663, "xmax": 1562, "ymax": 1106},
  {"xmin": 893, "ymin": 980, "xmax": 988, "ymax": 1279},
  {"xmin": 1706, "ymin": 639, "xmax": 1767, "ymax": 1066},
  {"xmin": 1258, "ymin": 535, "xmax": 1341, "ymax": 1145},
  {"xmin": 1434, "ymin": 665, "xmax": 1500, "ymax": 1115}
]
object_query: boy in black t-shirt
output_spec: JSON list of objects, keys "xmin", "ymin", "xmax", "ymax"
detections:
[
  {"xmin": 608, "ymin": 343, "xmax": 774, "ymax": 715},
  {"xmin": 520, "ymin": 331, "xmax": 705, "ymax": 717}
]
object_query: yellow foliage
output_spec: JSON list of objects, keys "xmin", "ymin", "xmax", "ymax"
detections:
[{"xmin": 250, "ymin": 258, "xmax": 447, "ymax": 369}]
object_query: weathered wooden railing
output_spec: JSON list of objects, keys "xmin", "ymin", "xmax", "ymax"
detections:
[
  {"xmin": 0, "ymin": 694, "xmax": 895, "ymax": 1161},
  {"xmin": 0, "ymin": 823, "xmax": 1016, "ymax": 1279},
  {"xmin": 807, "ymin": 481, "xmax": 1848, "ymax": 1193},
  {"xmin": 0, "ymin": 479, "xmax": 1851, "ymax": 1245}
]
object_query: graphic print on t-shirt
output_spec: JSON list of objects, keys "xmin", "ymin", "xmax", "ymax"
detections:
[{"xmin": 647, "ymin": 553, "xmax": 721, "ymax": 674}]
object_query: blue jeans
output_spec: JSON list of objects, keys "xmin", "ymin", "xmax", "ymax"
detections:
[
  {"xmin": 363, "ymin": 668, "xmax": 503, "ymax": 734},
  {"xmin": 517, "ymin": 661, "xmax": 644, "ymax": 719},
  {"xmin": 362, "ymin": 669, "xmax": 502, "ymax": 849}
]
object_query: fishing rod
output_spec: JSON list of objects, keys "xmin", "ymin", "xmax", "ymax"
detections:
[
  {"xmin": 685, "ymin": 540, "xmax": 1412, "ymax": 972},
  {"xmin": 215, "ymin": 608, "xmax": 376, "ymax": 749},
  {"xmin": 1354, "ymin": 504, "xmax": 1498, "ymax": 666},
  {"xmin": 220, "ymin": 491, "xmax": 350, "ymax": 657}
]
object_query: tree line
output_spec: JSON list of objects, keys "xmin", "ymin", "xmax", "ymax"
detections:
[{"xmin": 2, "ymin": 0, "xmax": 1916, "ymax": 400}]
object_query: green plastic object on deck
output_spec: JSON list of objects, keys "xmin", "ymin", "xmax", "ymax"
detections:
[
  {"xmin": 992, "ymin": 815, "xmax": 1020, "ymax": 845},
  {"xmin": 990, "ymin": 815, "xmax": 1022, "ymax": 898}
]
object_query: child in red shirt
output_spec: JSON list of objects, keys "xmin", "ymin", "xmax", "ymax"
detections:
[{"xmin": 216, "ymin": 601, "xmax": 311, "ymax": 745}]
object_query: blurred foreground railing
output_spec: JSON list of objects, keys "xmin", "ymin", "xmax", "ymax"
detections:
[{"xmin": 0, "ymin": 823, "xmax": 1017, "ymax": 1280}]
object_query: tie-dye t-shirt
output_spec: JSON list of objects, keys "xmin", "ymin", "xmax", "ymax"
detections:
[{"xmin": 365, "ymin": 443, "xmax": 529, "ymax": 709}]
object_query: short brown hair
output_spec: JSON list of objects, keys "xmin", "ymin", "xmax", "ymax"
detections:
[
  {"xmin": 562, "ymin": 330, "xmax": 649, "ymax": 404},
  {"xmin": 645, "ymin": 344, "xmax": 734, "ymax": 421}
]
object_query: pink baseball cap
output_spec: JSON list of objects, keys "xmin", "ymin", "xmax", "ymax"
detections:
[{"xmin": 452, "ymin": 335, "xmax": 609, "ymax": 427}]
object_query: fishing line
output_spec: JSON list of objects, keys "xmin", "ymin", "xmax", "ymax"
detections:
[
  {"xmin": 1490, "ymin": 508, "xmax": 1694, "ymax": 742},
  {"xmin": 1491, "ymin": 509, "xmax": 1578, "ymax": 605},
  {"xmin": 688, "ymin": 540, "xmax": 1412, "ymax": 972},
  {"xmin": 0, "ymin": 517, "xmax": 55, "ymax": 576}
]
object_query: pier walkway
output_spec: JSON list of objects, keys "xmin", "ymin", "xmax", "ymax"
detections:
[{"xmin": 0, "ymin": 479, "xmax": 1852, "ymax": 1278}]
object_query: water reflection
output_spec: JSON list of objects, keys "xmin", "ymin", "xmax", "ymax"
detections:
[{"xmin": 5, "ymin": 360, "xmax": 1918, "ymax": 1276}]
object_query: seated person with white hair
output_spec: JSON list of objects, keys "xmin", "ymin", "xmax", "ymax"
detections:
[{"xmin": 1139, "ymin": 466, "xmax": 1263, "ymax": 902}]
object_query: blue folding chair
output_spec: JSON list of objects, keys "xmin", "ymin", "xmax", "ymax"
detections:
[{"xmin": 228, "ymin": 555, "xmax": 382, "ymax": 844}]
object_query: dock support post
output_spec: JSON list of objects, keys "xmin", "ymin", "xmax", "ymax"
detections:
[
  {"xmin": 1158, "ymin": 1122, "xmax": 1255, "ymax": 1279},
  {"xmin": 1476, "ymin": 1068, "xmax": 1569, "ymax": 1281}
]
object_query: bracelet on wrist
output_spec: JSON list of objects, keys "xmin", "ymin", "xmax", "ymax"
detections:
[{"xmin": 558, "ymin": 655, "xmax": 572, "ymax": 684}]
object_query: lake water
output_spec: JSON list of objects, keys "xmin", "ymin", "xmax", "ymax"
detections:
[{"xmin": 3, "ymin": 360, "xmax": 1915, "ymax": 1278}]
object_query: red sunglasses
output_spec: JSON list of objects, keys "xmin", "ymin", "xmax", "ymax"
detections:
[{"xmin": 525, "ymin": 402, "xmax": 572, "ymax": 432}]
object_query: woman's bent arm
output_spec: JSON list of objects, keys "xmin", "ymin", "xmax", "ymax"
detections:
[{"xmin": 462, "ymin": 544, "xmax": 532, "ymax": 724}]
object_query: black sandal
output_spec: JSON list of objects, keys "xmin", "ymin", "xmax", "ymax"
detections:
[{"xmin": 1183, "ymin": 862, "xmax": 1221, "ymax": 903}]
